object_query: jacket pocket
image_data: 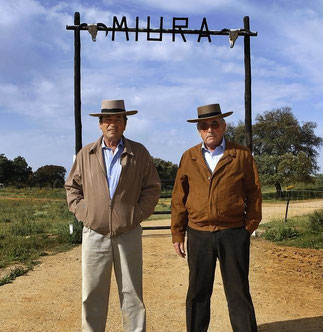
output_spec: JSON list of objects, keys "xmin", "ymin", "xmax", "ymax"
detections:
[
  {"xmin": 75, "ymin": 199, "xmax": 87, "ymax": 222},
  {"xmin": 134, "ymin": 204, "xmax": 145, "ymax": 224},
  {"xmin": 217, "ymin": 190, "xmax": 245, "ymax": 219}
]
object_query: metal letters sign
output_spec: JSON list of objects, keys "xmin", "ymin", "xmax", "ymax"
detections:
[
  {"xmin": 66, "ymin": 16, "xmax": 257, "ymax": 46},
  {"xmin": 66, "ymin": 13, "xmax": 257, "ymax": 155}
]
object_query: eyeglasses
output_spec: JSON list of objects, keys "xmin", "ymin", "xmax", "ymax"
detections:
[{"xmin": 198, "ymin": 121, "xmax": 222, "ymax": 131}]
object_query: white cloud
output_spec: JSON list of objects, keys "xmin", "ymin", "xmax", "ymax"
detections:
[
  {"xmin": 250, "ymin": 3, "xmax": 323, "ymax": 91},
  {"xmin": 253, "ymin": 57, "xmax": 300, "ymax": 79},
  {"xmin": 0, "ymin": 0, "xmax": 322, "ymax": 172},
  {"xmin": 0, "ymin": 71, "xmax": 73, "ymax": 122},
  {"xmin": 120, "ymin": 0, "xmax": 241, "ymax": 14},
  {"xmin": 253, "ymin": 80, "xmax": 308, "ymax": 112},
  {"xmin": 0, "ymin": 0, "xmax": 43, "ymax": 26},
  {"xmin": 280, "ymin": 13, "xmax": 323, "ymax": 88},
  {"xmin": 0, "ymin": 128, "xmax": 75, "ymax": 171}
]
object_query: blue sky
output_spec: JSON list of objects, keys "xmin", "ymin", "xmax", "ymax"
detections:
[{"xmin": 0, "ymin": 0, "xmax": 322, "ymax": 175}]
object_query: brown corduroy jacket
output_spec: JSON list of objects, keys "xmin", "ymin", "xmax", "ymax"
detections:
[
  {"xmin": 65, "ymin": 136, "xmax": 161, "ymax": 237},
  {"xmin": 171, "ymin": 140, "xmax": 262, "ymax": 243}
]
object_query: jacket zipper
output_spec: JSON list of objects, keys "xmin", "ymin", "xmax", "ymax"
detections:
[
  {"xmin": 109, "ymin": 200, "xmax": 113, "ymax": 236},
  {"xmin": 108, "ymin": 152, "xmax": 127, "ymax": 236}
]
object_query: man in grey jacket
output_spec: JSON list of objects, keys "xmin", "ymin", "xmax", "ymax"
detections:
[{"xmin": 65, "ymin": 99, "xmax": 161, "ymax": 332}]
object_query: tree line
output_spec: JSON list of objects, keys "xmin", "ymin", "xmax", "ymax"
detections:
[
  {"xmin": 152, "ymin": 107, "xmax": 322, "ymax": 193},
  {"xmin": 1, "ymin": 107, "xmax": 321, "ymax": 191},
  {"xmin": 226, "ymin": 107, "xmax": 322, "ymax": 191},
  {"xmin": 0, "ymin": 154, "xmax": 178, "ymax": 190},
  {"xmin": 0, "ymin": 155, "xmax": 66, "ymax": 189}
]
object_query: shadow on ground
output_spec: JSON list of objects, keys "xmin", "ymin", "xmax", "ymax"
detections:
[{"xmin": 258, "ymin": 316, "xmax": 323, "ymax": 332}]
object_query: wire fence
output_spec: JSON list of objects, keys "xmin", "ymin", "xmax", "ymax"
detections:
[
  {"xmin": 262, "ymin": 190, "xmax": 323, "ymax": 201},
  {"xmin": 262, "ymin": 190, "xmax": 323, "ymax": 224},
  {"xmin": 143, "ymin": 189, "xmax": 323, "ymax": 231}
]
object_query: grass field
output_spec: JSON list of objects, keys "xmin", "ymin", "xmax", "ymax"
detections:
[
  {"xmin": 259, "ymin": 209, "xmax": 323, "ymax": 249},
  {"xmin": 0, "ymin": 187, "xmax": 171, "ymax": 284},
  {"xmin": 0, "ymin": 195, "xmax": 75, "ymax": 270},
  {"xmin": 0, "ymin": 186, "xmax": 322, "ymax": 285}
]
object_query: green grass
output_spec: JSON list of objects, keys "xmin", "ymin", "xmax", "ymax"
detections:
[
  {"xmin": 0, "ymin": 188, "xmax": 171, "ymax": 285},
  {"xmin": 261, "ymin": 180, "xmax": 323, "ymax": 201},
  {"xmin": 147, "ymin": 197, "xmax": 171, "ymax": 220},
  {"xmin": 0, "ymin": 194, "xmax": 76, "ymax": 282},
  {"xmin": 0, "ymin": 262, "xmax": 39, "ymax": 286},
  {"xmin": 1, "ymin": 186, "xmax": 321, "ymax": 285},
  {"xmin": 260, "ymin": 178, "xmax": 323, "ymax": 193},
  {"xmin": 259, "ymin": 209, "xmax": 323, "ymax": 249},
  {"xmin": 0, "ymin": 187, "xmax": 67, "ymax": 199},
  {"xmin": 262, "ymin": 190, "xmax": 323, "ymax": 201}
]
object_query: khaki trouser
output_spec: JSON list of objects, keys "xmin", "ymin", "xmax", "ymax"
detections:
[{"xmin": 82, "ymin": 225, "xmax": 146, "ymax": 332}]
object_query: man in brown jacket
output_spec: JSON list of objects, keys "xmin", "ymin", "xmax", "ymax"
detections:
[
  {"xmin": 65, "ymin": 99, "xmax": 160, "ymax": 332},
  {"xmin": 171, "ymin": 103, "xmax": 262, "ymax": 332}
]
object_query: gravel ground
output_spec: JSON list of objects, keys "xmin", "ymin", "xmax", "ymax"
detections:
[{"xmin": 0, "ymin": 200, "xmax": 322, "ymax": 331}]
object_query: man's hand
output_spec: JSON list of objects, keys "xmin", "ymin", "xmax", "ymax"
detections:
[{"xmin": 173, "ymin": 242, "xmax": 186, "ymax": 258}]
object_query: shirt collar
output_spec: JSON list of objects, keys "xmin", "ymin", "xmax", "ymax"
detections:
[
  {"xmin": 202, "ymin": 137, "xmax": 226, "ymax": 152},
  {"xmin": 101, "ymin": 137, "xmax": 124, "ymax": 150}
]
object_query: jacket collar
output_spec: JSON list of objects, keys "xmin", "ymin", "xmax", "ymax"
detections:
[
  {"xmin": 191, "ymin": 138, "xmax": 237, "ymax": 172},
  {"xmin": 88, "ymin": 136, "xmax": 134, "ymax": 175},
  {"xmin": 88, "ymin": 135, "xmax": 134, "ymax": 156},
  {"xmin": 192, "ymin": 138, "xmax": 236, "ymax": 159},
  {"xmin": 89, "ymin": 136, "xmax": 104, "ymax": 154},
  {"xmin": 223, "ymin": 140, "xmax": 237, "ymax": 158},
  {"xmin": 121, "ymin": 136, "xmax": 134, "ymax": 157},
  {"xmin": 88, "ymin": 136, "xmax": 105, "ymax": 175}
]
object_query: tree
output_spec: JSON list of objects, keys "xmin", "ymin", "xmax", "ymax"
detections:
[
  {"xmin": 0, "ymin": 154, "xmax": 14, "ymax": 185},
  {"xmin": 227, "ymin": 107, "xmax": 323, "ymax": 191},
  {"xmin": 152, "ymin": 157, "xmax": 178, "ymax": 190},
  {"xmin": 0, "ymin": 154, "xmax": 33, "ymax": 187},
  {"xmin": 226, "ymin": 121, "xmax": 245, "ymax": 145},
  {"xmin": 152, "ymin": 158, "xmax": 178, "ymax": 180},
  {"xmin": 10, "ymin": 156, "xmax": 33, "ymax": 188},
  {"xmin": 33, "ymin": 165, "xmax": 66, "ymax": 189}
]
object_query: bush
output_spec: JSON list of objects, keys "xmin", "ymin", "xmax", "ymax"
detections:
[
  {"xmin": 56, "ymin": 218, "xmax": 83, "ymax": 245},
  {"xmin": 0, "ymin": 266, "xmax": 29, "ymax": 286},
  {"xmin": 308, "ymin": 210, "xmax": 323, "ymax": 234},
  {"xmin": 2, "ymin": 236, "xmax": 41, "ymax": 263},
  {"xmin": 9, "ymin": 220, "xmax": 47, "ymax": 236},
  {"xmin": 264, "ymin": 226, "xmax": 299, "ymax": 242}
]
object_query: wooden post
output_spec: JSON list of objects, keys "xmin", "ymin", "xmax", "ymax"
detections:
[
  {"xmin": 74, "ymin": 12, "xmax": 82, "ymax": 155},
  {"xmin": 244, "ymin": 16, "xmax": 252, "ymax": 152},
  {"xmin": 284, "ymin": 197, "xmax": 290, "ymax": 223}
]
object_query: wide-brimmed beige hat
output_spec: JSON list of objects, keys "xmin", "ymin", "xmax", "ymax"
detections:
[
  {"xmin": 187, "ymin": 103, "xmax": 233, "ymax": 123},
  {"xmin": 89, "ymin": 99, "xmax": 138, "ymax": 117}
]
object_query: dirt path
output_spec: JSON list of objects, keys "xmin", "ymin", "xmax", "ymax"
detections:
[
  {"xmin": 0, "ymin": 202, "xmax": 322, "ymax": 331},
  {"xmin": 261, "ymin": 199, "xmax": 323, "ymax": 224}
]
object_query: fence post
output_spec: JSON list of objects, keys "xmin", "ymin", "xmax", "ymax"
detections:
[{"xmin": 284, "ymin": 197, "xmax": 290, "ymax": 223}]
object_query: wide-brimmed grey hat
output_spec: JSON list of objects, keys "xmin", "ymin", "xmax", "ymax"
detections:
[
  {"xmin": 89, "ymin": 99, "xmax": 138, "ymax": 117},
  {"xmin": 187, "ymin": 103, "xmax": 233, "ymax": 123}
]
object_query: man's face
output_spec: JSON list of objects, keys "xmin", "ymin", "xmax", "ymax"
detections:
[
  {"xmin": 198, "ymin": 118, "xmax": 226, "ymax": 150},
  {"xmin": 99, "ymin": 114, "xmax": 126, "ymax": 143}
]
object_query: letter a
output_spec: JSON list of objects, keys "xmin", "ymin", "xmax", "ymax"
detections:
[{"xmin": 197, "ymin": 18, "xmax": 211, "ymax": 42}]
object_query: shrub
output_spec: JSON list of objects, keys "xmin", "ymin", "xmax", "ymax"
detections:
[
  {"xmin": 308, "ymin": 210, "xmax": 323, "ymax": 234},
  {"xmin": 56, "ymin": 219, "xmax": 83, "ymax": 244},
  {"xmin": 264, "ymin": 226, "xmax": 299, "ymax": 242},
  {"xmin": 9, "ymin": 220, "xmax": 47, "ymax": 236}
]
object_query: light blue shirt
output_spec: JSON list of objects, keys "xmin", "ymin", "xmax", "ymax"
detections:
[
  {"xmin": 202, "ymin": 137, "xmax": 226, "ymax": 173},
  {"xmin": 102, "ymin": 138, "xmax": 124, "ymax": 199}
]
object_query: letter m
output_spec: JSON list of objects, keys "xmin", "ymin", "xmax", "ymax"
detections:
[{"xmin": 112, "ymin": 16, "xmax": 129, "ymax": 41}]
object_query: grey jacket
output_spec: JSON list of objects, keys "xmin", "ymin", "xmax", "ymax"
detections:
[{"xmin": 65, "ymin": 136, "xmax": 161, "ymax": 237}]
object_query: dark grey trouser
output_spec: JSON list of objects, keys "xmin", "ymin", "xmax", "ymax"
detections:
[{"xmin": 186, "ymin": 226, "xmax": 257, "ymax": 332}]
